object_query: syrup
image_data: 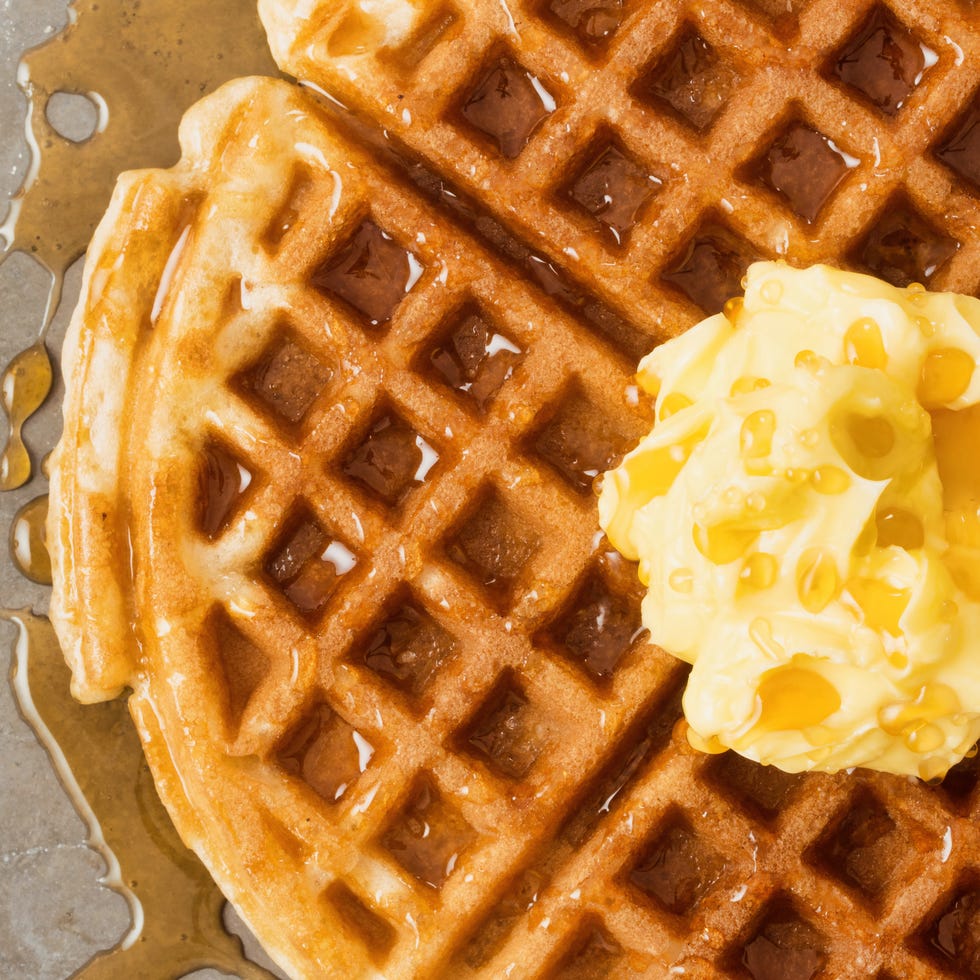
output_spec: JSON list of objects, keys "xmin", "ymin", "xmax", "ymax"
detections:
[
  {"xmin": 636, "ymin": 26, "xmax": 738, "ymax": 134},
  {"xmin": 276, "ymin": 703, "xmax": 369, "ymax": 804},
  {"xmin": 343, "ymin": 412, "xmax": 438, "ymax": 506},
  {"xmin": 459, "ymin": 673, "xmax": 538, "ymax": 779},
  {"xmin": 566, "ymin": 139, "xmax": 661, "ymax": 246},
  {"xmin": 238, "ymin": 332, "xmax": 334, "ymax": 427},
  {"xmin": 427, "ymin": 307, "xmax": 523, "ymax": 412},
  {"xmin": 360, "ymin": 599, "xmax": 456, "ymax": 698},
  {"xmin": 830, "ymin": 6, "xmax": 929, "ymax": 117},
  {"xmin": 311, "ymin": 219, "xmax": 422, "ymax": 328},
  {"xmin": 199, "ymin": 442, "xmax": 252, "ymax": 539},
  {"xmin": 321, "ymin": 99, "xmax": 656, "ymax": 361},
  {"xmin": 446, "ymin": 489, "xmax": 539, "ymax": 606},
  {"xmin": 629, "ymin": 815, "xmax": 726, "ymax": 915},
  {"xmin": 545, "ymin": 570, "xmax": 640, "ymax": 681},
  {"xmin": 378, "ymin": 775, "xmax": 476, "ymax": 889},
  {"xmin": 1, "ymin": 608, "xmax": 278, "ymax": 979},
  {"xmin": 739, "ymin": 898, "xmax": 827, "ymax": 980},
  {"xmin": 458, "ymin": 55, "xmax": 556, "ymax": 160},
  {"xmin": 324, "ymin": 881, "xmax": 395, "ymax": 963},
  {"xmin": 750, "ymin": 121, "xmax": 852, "ymax": 224},
  {"xmin": 547, "ymin": 0, "xmax": 625, "ymax": 47},
  {"xmin": 265, "ymin": 511, "xmax": 357, "ymax": 618}
]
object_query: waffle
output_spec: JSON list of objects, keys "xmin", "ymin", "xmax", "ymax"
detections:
[{"xmin": 46, "ymin": 4, "xmax": 980, "ymax": 980}]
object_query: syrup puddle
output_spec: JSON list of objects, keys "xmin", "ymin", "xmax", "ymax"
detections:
[
  {"xmin": 1, "ymin": 0, "xmax": 280, "ymax": 974},
  {"xmin": 2, "ymin": 607, "xmax": 277, "ymax": 980}
]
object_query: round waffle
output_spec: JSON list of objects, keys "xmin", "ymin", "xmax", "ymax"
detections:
[{"xmin": 48, "ymin": 0, "xmax": 980, "ymax": 975}]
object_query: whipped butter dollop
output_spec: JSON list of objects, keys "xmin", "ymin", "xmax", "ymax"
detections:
[{"xmin": 599, "ymin": 261, "xmax": 980, "ymax": 778}]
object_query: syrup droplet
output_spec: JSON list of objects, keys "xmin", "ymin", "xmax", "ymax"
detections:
[
  {"xmin": 904, "ymin": 721, "xmax": 945, "ymax": 754},
  {"xmin": 749, "ymin": 656, "xmax": 841, "ymax": 736},
  {"xmin": 738, "ymin": 552, "xmax": 778, "ymax": 592},
  {"xmin": 723, "ymin": 296, "xmax": 744, "ymax": 322},
  {"xmin": 810, "ymin": 465, "xmax": 850, "ymax": 494},
  {"xmin": 693, "ymin": 521, "xmax": 758, "ymax": 564},
  {"xmin": 0, "ymin": 343, "xmax": 53, "ymax": 491},
  {"xmin": 875, "ymin": 506, "xmax": 924, "ymax": 549},
  {"xmin": 796, "ymin": 547, "xmax": 839, "ymax": 613},
  {"xmin": 845, "ymin": 578, "xmax": 911, "ymax": 636},
  {"xmin": 918, "ymin": 347, "xmax": 975, "ymax": 408},
  {"xmin": 9, "ymin": 494, "xmax": 51, "ymax": 584},
  {"xmin": 844, "ymin": 317, "xmax": 886, "ymax": 369},
  {"xmin": 740, "ymin": 410, "xmax": 775, "ymax": 460},
  {"xmin": 879, "ymin": 683, "xmax": 961, "ymax": 741},
  {"xmin": 729, "ymin": 375, "xmax": 770, "ymax": 397}
]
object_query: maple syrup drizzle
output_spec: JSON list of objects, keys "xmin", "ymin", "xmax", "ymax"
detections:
[
  {"xmin": 0, "ymin": 0, "xmax": 278, "ymax": 489},
  {"xmin": 1, "ymin": 0, "xmax": 280, "ymax": 973},
  {"xmin": 1, "ymin": 608, "xmax": 277, "ymax": 980}
]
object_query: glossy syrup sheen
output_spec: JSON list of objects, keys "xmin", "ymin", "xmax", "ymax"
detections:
[{"xmin": 1, "ymin": 0, "xmax": 280, "ymax": 974}]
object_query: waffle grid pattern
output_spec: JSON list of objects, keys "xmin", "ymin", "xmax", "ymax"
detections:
[
  {"xmin": 258, "ymin": 0, "xmax": 980, "ymax": 973},
  {"xmin": 106, "ymin": 80, "xmax": 684, "ymax": 978},
  {"xmin": 51, "ymin": 0, "xmax": 980, "ymax": 974},
  {"xmin": 163, "ymin": 76, "xmax": 980, "ymax": 978}
]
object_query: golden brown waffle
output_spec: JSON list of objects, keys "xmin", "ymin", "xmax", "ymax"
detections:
[
  {"xmin": 261, "ymin": 0, "xmax": 980, "ymax": 341},
  {"xmin": 47, "ymin": 4, "xmax": 980, "ymax": 979}
]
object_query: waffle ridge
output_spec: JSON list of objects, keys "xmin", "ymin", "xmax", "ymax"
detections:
[{"xmin": 46, "ymin": 0, "xmax": 980, "ymax": 976}]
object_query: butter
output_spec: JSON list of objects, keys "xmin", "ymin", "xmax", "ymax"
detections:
[{"xmin": 599, "ymin": 261, "xmax": 980, "ymax": 778}]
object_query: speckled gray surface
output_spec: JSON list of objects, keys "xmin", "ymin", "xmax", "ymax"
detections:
[{"xmin": 0, "ymin": 3, "xmax": 283, "ymax": 976}]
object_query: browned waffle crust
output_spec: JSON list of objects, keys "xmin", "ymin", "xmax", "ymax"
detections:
[{"xmin": 47, "ymin": 1, "xmax": 980, "ymax": 978}]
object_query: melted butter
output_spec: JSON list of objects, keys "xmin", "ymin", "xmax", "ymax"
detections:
[
  {"xmin": 918, "ymin": 347, "xmax": 975, "ymax": 408},
  {"xmin": 2, "ymin": 609, "xmax": 277, "ymax": 979},
  {"xmin": 0, "ymin": 0, "xmax": 278, "ymax": 490},
  {"xmin": 693, "ymin": 521, "xmax": 758, "ymax": 565},
  {"xmin": 844, "ymin": 317, "xmax": 886, "ymax": 369},
  {"xmin": 844, "ymin": 577, "xmax": 911, "ymax": 636},
  {"xmin": 875, "ymin": 505, "xmax": 924, "ymax": 550},
  {"xmin": 599, "ymin": 262, "xmax": 980, "ymax": 776},
  {"xmin": 795, "ymin": 547, "xmax": 838, "ymax": 614},
  {"xmin": 604, "ymin": 425, "xmax": 708, "ymax": 555}
]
